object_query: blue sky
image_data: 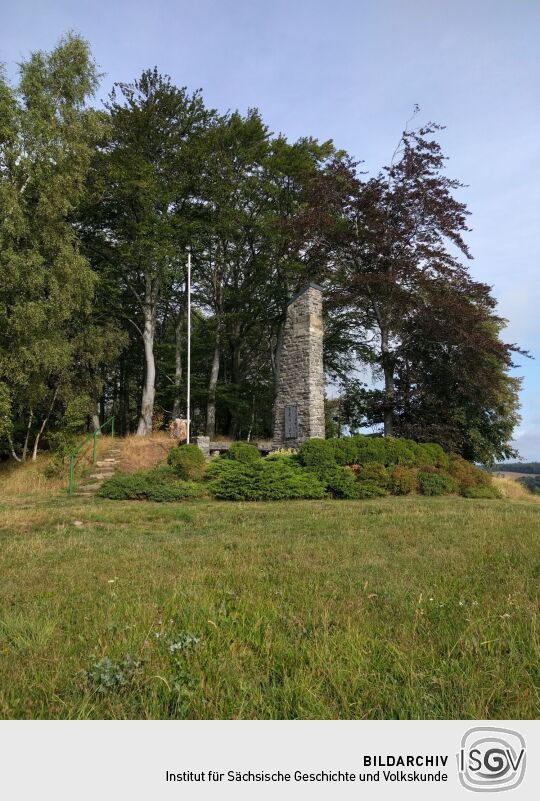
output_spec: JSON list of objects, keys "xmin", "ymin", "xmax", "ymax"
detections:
[{"xmin": 2, "ymin": 0, "xmax": 539, "ymax": 458}]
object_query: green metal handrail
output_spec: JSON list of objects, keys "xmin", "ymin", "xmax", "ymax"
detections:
[{"xmin": 68, "ymin": 416, "xmax": 115, "ymax": 496}]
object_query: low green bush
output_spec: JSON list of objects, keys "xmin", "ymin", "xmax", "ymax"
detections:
[
  {"xmin": 300, "ymin": 435, "xmax": 455, "ymax": 472},
  {"xmin": 418, "ymin": 471, "xmax": 458, "ymax": 496},
  {"xmin": 298, "ymin": 438, "xmax": 336, "ymax": 469},
  {"xmin": 461, "ymin": 485, "xmax": 501, "ymax": 499},
  {"xmin": 415, "ymin": 442, "xmax": 450, "ymax": 470},
  {"xmin": 167, "ymin": 443, "xmax": 207, "ymax": 480},
  {"xmin": 356, "ymin": 480, "xmax": 387, "ymax": 499},
  {"xmin": 355, "ymin": 462, "xmax": 389, "ymax": 487},
  {"xmin": 224, "ymin": 441, "xmax": 261, "ymax": 464},
  {"xmin": 98, "ymin": 468, "xmax": 206, "ymax": 501},
  {"xmin": 306, "ymin": 465, "xmax": 360, "ymax": 499},
  {"xmin": 209, "ymin": 459, "xmax": 325, "ymax": 501},
  {"xmin": 331, "ymin": 438, "xmax": 358, "ymax": 466},
  {"xmin": 387, "ymin": 465, "xmax": 418, "ymax": 495}
]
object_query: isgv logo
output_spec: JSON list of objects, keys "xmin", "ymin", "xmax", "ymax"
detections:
[{"xmin": 458, "ymin": 727, "xmax": 526, "ymax": 792}]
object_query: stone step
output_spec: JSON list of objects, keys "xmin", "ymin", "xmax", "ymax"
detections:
[
  {"xmin": 89, "ymin": 472, "xmax": 114, "ymax": 480},
  {"xmin": 96, "ymin": 460, "xmax": 117, "ymax": 467},
  {"xmin": 77, "ymin": 482, "xmax": 102, "ymax": 492}
]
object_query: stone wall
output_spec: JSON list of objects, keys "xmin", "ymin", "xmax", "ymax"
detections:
[{"xmin": 272, "ymin": 284, "xmax": 325, "ymax": 450}]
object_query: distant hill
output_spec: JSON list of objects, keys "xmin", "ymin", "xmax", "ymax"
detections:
[{"xmin": 492, "ymin": 462, "xmax": 540, "ymax": 475}]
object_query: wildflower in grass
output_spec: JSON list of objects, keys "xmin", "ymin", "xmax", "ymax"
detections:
[
  {"xmin": 168, "ymin": 632, "xmax": 201, "ymax": 653},
  {"xmin": 86, "ymin": 655, "xmax": 142, "ymax": 694}
]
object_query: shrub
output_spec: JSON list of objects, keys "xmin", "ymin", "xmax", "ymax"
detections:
[
  {"xmin": 350, "ymin": 435, "xmax": 419, "ymax": 467},
  {"xmin": 351, "ymin": 436, "xmax": 389, "ymax": 465},
  {"xmin": 356, "ymin": 480, "xmax": 387, "ymax": 499},
  {"xmin": 306, "ymin": 465, "xmax": 360, "ymax": 499},
  {"xmin": 224, "ymin": 441, "xmax": 261, "ymax": 464},
  {"xmin": 415, "ymin": 442, "xmax": 449, "ymax": 470},
  {"xmin": 299, "ymin": 438, "xmax": 336, "ymax": 469},
  {"xmin": 448, "ymin": 455, "xmax": 493, "ymax": 493},
  {"xmin": 355, "ymin": 462, "xmax": 389, "ymax": 487},
  {"xmin": 299, "ymin": 435, "xmax": 454, "ymax": 471},
  {"xmin": 98, "ymin": 468, "xmax": 206, "ymax": 501},
  {"xmin": 461, "ymin": 485, "xmax": 502, "ymax": 499},
  {"xmin": 331, "ymin": 438, "xmax": 359, "ymax": 466},
  {"xmin": 254, "ymin": 461, "xmax": 325, "ymax": 500},
  {"xmin": 418, "ymin": 471, "xmax": 458, "ymax": 496},
  {"xmin": 209, "ymin": 459, "xmax": 325, "ymax": 501},
  {"xmin": 387, "ymin": 465, "xmax": 418, "ymax": 495},
  {"xmin": 167, "ymin": 443, "xmax": 206, "ymax": 480}
]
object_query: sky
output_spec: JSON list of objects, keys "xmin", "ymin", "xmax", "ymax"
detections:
[{"xmin": 1, "ymin": 0, "xmax": 539, "ymax": 458}]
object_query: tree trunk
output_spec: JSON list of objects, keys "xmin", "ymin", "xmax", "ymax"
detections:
[
  {"xmin": 8, "ymin": 434, "xmax": 21, "ymax": 462},
  {"xmin": 206, "ymin": 334, "xmax": 220, "ymax": 439},
  {"xmin": 136, "ymin": 281, "xmax": 158, "ymax": 436},
  {"xmin": 32, "ymin": 386, "xmax": 59, "ymax": 460},
  {"xmin": 21, "ymin": 410, "xmax": 33, "ymax": 462},
  {"xmin": 91, "ymin": 400, "xmax": 100, "ymax": 432},
  {"xmin": 380, "ymin": 327, "xmax": 394, "ymax": 437},
  {"xmin": 172, "ymin": 312, "xmax": 183, "ymax": 419}
]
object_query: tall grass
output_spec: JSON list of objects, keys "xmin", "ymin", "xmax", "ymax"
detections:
[
  {"xmin": 0, "ymin": 435, "xmax": 116, "ymax": 498},
  {"xmin": 492, "ymin": 476, "xmax": 535, "ymax": 501}
]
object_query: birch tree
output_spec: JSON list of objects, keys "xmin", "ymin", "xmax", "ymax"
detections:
[{"xmin": 0, "ymin": 34, "xmax": 103, "ymax": 459}]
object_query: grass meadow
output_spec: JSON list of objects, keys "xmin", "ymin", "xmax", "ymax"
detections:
[{"xmin": 0, "ymin": 490, "xmax": 539, "ymax": 719}]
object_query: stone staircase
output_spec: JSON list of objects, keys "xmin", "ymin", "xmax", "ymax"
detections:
[{"xmin": 74, "ymin": 444, "xmax": 122, "ymax": 498}]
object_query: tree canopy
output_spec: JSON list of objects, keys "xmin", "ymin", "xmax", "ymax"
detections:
[{"xmin": 0, "ymin": 34, "xmax": 525, "ymax": 465}]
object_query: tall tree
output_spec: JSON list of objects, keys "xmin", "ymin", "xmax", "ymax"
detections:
[
  {"xmin": 328, "ymin": 124, "xmax": 477, "ymax": 436},
  {"xmin": 0, "ymin": 34, "xmax": 104, "ymax": 459},
  {"xmin": 84, "ymin": 69, "xmax": 212, "ymax": 435}
]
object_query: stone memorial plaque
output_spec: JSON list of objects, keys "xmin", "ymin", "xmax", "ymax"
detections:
[{"xmin": 284, "ymin": 404, "xmax": 298, "ymax": 439}]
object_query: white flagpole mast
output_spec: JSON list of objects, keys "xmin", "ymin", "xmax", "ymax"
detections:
[{"xmin": 186, "ymin": 247, "xmax": 191, "ymax": 444}]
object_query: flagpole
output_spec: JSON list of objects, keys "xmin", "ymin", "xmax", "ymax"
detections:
[{"xmin": 186, "ymin": 247, "xmax": 191, "ymax": 444}]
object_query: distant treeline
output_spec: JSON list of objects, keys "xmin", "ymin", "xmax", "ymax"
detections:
[{"xmin": 493, "ymin": 463, "xmax": 540, "ymax": 474}]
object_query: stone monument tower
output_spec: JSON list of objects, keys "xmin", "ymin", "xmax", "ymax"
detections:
[{"xmin": 272, "ymin": 283, "xmax": 325, "ymax": 450}]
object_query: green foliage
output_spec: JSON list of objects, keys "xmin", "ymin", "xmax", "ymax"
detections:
[
  {"xmin": 0, "ymin": 36, "xmax": 521, "ymax": 462},
  {"xmin": 387, "ymin": 466, "xmax": 418, "ymax": 495},
  {"xmin": 355, "ymin": 462, "xmax": 389, "ymax": 486},
  {"xmin": 306, "ymin": 465, "xmax": 361, "ymax": 499},
  {"xmin": 98, "ymin": 468, "xmax": 206, "ymax": 502},
  {"xmin": 224, "ymin": 441, "xmax": 261, "ymax": 464},
  {"xmin": 414, "ymin": 442, "xmax": 449, "ymax": 470},
  {"xmin": 331, "ymin": 438, "xmax": 358, "ymax": 466},
  {"xmin": 208, "ymin": 459, "xmax": 325, "ymax": 501},
  {"xmin": 418, "ymin": 471, "xmax": 458, "ymax": 496},
  {"xmin": 62, "ymin": 395, "xmax": 92, "ymax": 433},
  {"xmin": 298, "ymin": 438, "xmax": 336, "ymax": 469},
  {"xmin": 355, "ymin": 480, "xmax": 387, "ymax": 499},
  {"xmin": 301, "ymin": 435, "xmax": 452, "ymax": 470},
  {"xmin": 461, "ymin": 485, "xmax": 502, "ymax": 499},
  {"xmin": 495, "ymin": 462, "xmax": 540, "ymax": 475},
  {"xmin": 167, "ymin": 444, "xmax": 207, "ymax": 481},
  {"xmin": 0, "ymin": 34, "xmax": 104, "ymax": 459},
  {"xmin": 86, "ymin": 655, "xmax": 142, "ymax": 694},
  {"xmin": 518, "ymin": 475, "xmax": 540, "ymax": 495},
  {"xmin": 0, "ymin": 383, "xmax": 13, "ymax": 443},
  {"xmin": 446, "ymin": 455, "xmax": 500, "ymax": 499}
]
